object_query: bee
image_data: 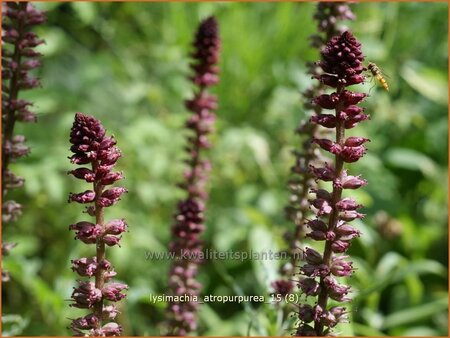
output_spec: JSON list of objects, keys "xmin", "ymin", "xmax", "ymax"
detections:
[{"xmin": 367, "ymin": 62, "xmax": 389, "ymax": 92}]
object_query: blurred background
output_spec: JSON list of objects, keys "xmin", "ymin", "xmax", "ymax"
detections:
[{"xmin": 2, "ymin": 1, "xmax": 448, "ymax": 336}]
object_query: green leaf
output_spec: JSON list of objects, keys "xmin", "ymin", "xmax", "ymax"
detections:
[
  {"xmin": 353, "ymin": 322, "xmax": 387, "ymax": 336},
  {"xmin": 2, "ymin": 315, "xmax": 29, "ymax": 336},
  {"xmin": 71, "ymin": 2, "xmax": 97, "ymax": 25},
  {"xmin": 249, "ymin": 226, "xmax": 279, "ymax": 289},
  {"xmin": 401, "ymin": 61, "xmax": 448, "ymax": 106},
  {"xmin": 382, "ymin": 296, "xmax": 448, "ymax": 329},
  {"xmin": 384, "ymin": 147, "xmax": 438, "ymax": 177},
  {"xmin": 355, "ymin": 256, "xmax": 446, "ymax": 301},
  {"xmin": 375, "ymin": 251, "xmax": 405, "ymax": 277},
  {"xmin": 402, "ymin": 326, "xmax": 440, "ymax": 336}
]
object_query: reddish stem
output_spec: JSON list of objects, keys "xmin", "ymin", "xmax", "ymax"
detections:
[
  {"xmin": 2, "ymin": 2, "xmax": 28, "ymax": 190},
  {"xmin": 93, "ymin": 160, "xmax": 105, "ymax": 328},
  {"xmin": 314, "ymin": 85, "xmax": 346, "ymax": 335}
]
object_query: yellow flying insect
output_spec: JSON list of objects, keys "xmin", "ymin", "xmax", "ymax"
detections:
[{"xmin": 367, "ymin": 62, "xmax": 389, "ymax": 92}]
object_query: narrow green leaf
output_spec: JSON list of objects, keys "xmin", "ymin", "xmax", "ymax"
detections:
[
  {"xmin": 401, "ymin": 61, "xmax": 448, "ymax": 106},
  {"xmin": 353, "ymin": 322, "xmax": 387, "ymax": 336},
  {"xmin": 382, "ymin": 296, "xmax": 448, "ymax": 329},
  {"xmin": 384, "ymin": 148, "xmax": 438, "ymax": 177}
]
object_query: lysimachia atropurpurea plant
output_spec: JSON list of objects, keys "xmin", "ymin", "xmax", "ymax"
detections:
[
  {"xmin": 295, "ymin": 31, "xmax": 370, "ymax": 336},
  {"xmin": 273, "ymin": 1, "xmax": 356, "ymax": 303},
  {"xmin": 166, "ymin": 16, "xmax": 220, "ymax": 336},
  {"xmin": 68, "ymin": 113, "xmax": 128, "ymax": 336},
  {"xmin": 1, "ymin": 1, "xmax": 46, "ymax": 283}
]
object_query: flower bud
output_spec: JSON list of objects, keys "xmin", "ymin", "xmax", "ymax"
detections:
[
  {"xmin": 330, "ymin": 256, "xmax": 353, "ymax": 277},
  {"xmin": 344, "ymin": 136, "xmax": 370, "ymax": 147},
  {"xmin": 71, "ymin": 281, "xmax": 102, "ymax": 308},
  {"xmin": 91, "ymin": 322, "xmax": 122, "ymax": 336},
  {"xmin": 102, "ymin": 282, "xmax": 128, "ymax": 301},
  {"xmin": 310, "ymin": 163, "xmax": 335, "ymax": 181},
  {"xmin": 296, "ymin": 324, "xmax": 317, "ymax": 336},
  {"xmin": 100, "ymin": 234, "xmax": 120, "ymax": 246},
  {"xmin": 97, "ymin": 187, "xmax": 127, "ymax": 207},
  {"xmin": 344, "ymin": 113, "xmax": 370, "ymax": 129},
  {"xmin": 99, "ymin": 136, "xmax": 117, "ymax": 150},
  {"xmin": 307, "ymin": 230, "xmax": 327, "ymax": 241},
  {"xmin": 321, "ymin": 310, "xmax": 338, "ymax": 328},
  {"xmin": 298, "ymin": 278, "xmax": 321, "ymax": 296},
  {"xmin": 310, "ymin": 114, "xmax": 337, "ymax": 128},
  {"xmin": 98, "ymin": 147, "xmax": 121, "ymax": 165},
  {"xmin": 304, "ymin": 247, "xmax": 323, "ymax": 264},
  {"xmin": 340, "ymin": 90, "xmax": 366, "ymax": 106},
  {"xmin": 271, "ymin": 279, "xmax": 294, "ymax": 297},
  {"xmin": 307, "ymin": 219, "xmax": 328, "ymax": 232},
  {"xmin": 313, "ymin": 138, "xmax": 342, "ymax": 155},
  {"xmin": 68, "ymin": 168, "xmax": 95, "ymax": 182},
  {"xmin": 301, "ymin": 263, "xmax": 330, "ymax": 277},
  {"xmin": 104, "ymin": 219, "xmax": 127, "ymax": 235},
  {"xmin": 70, "ymin": 314, "xmax": 99, "ymax": 330},
  {"xmin": 100, "ymin": 171, "xmax": 123, "ymax": 185},
  {"xmin": 297, "ymin": 304, "xmax": 314, "ymax": 322},
  {"xmin": 312, "ymin": 198, "xmax": 333, "ymax": 216},
  {"xmin": 329, "ymin": 306, "xmax": 348, "ymax": 323},
  {"xmin": 335, "ymin": 197, "xmax": 361, "ymax": 211},
  {"xmin": 69, "ymin": 153, "xmax": 91, "ymax": 165},
  {"xmin": 2, "ymin": 200, "xmax": 22, "ymax": 222},
  {"xmin": 313, "ymin": 188, "xmax": 332, "ymax": 201},
  {"xmin": 340, "ymin": 210, "xmax": 365, "ymax": 221},
  {"xmin": 336, "ymin": 170, "xmax": 368, "ymax": 190},
  {"xmin": 331, "ymin": 240, "xmax": 350, "ymax": 253},
  {"xmin": 324, "ymin": 276, "xmax": 351, "ymax": 302},
  {"xmin": 335, "ymin": 222, "xmax": 360, "ymax": 240},
  {"xmin": 71, "ymin": 257, "xmax": 99, "ymax": 277},
  {"xmin": 340, "ymin": 105, "xmax": 363, "ymax": 118},
  {"xmin": 313, "ymin": 93, "xmax": 340, "ymax": 109},
  {"xmin": 69, "ymin": 222, "xmax": 102, "ymax": 244},
  {"xmin": 68, "ymin": 190, "xmax": 96, "ymax": 204},
  {"xmin": 102, "ymin": 305, "xmax": 120, "ymax": 320},
  {"xmin": 339, "ymin": 145, "xmax": 366, "ymax": 162}
]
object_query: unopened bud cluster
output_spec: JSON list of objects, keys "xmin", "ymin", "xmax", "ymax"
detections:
[
  {"xmin": 68, "ymin": 113, "xmax": 128, "ymax": 336},
  {"xmin": 1, "ymin": 2, "xmax": 46, "ymax": 282},
  {"xmin": 309, "ymin": 2, "xmax": 355, "ymax": 49},
  {"xmin": 296, "ymin": 31, "xmax": 369, "ymax": 336},
  {"xmin": 166, "ymin": 17, "xmax": 220, "ymax": 336}
]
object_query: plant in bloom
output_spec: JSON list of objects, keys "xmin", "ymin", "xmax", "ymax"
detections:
[
  {"xmin": 68, "ymin": 113, "xmax": 128, "ymax": 336},
  {"xmin": 273, "ymin": 1, "xmax": 355, "ymax": 303},
  {"xmin": 166, "ymin": 16, "xmax": 220, "ymax": 336},
  {"xmin": 295, "ymin": 31, "xmax": 369, "ymax": 336},
  {"xmin": 283, "ymin": 1, "xmax": 355, "ymax": 279},
  {"xmin": 1, "ymin": 1, "xmax": 46, "ymax": 282}
]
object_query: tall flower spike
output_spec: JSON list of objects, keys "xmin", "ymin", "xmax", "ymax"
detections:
[
  {"xmin": 276, "ymin": 2, "xmax": 355, "ymax": 300},
  {"xmin": 68, "ymin": 113, "xmax": 128, "ymax": 336},
  {"xmin": 1, "ymin": 2, "xmax": 46, "ymax": 282},
  {"xmin": 166, "ymin": 16, "xmax": 220, "ymax": 336},
  {"xmin": 295, "ymin": 31, "xmax": 368, "ymax": 336}
]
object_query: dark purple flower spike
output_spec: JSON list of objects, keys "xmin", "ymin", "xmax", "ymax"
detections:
[
  {"xmin": 68, "ymin": 113, "xmax": 128, "ymax": 336},
  {"xmin": 282, "ymin": 2, "xmax": 356, "ymax": 280},
  {"xmin": 274, "ymin": 5, "xmax": 355, "ymax": 323},
  {"xmin": 295, "ymin": 31, "xmax": 368, "ymax": 336},
  {"xmin": 166, "ymin": 16, "xmax": 220, "ymax": 336},
  {"xmin": 1, "ymin": 1, "xmax": 46, "ymax": 282}
]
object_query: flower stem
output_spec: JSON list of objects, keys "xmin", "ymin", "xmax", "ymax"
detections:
[
  {"xmin": 315, "ymin": 86, "xmax": 346, "ymax": 336},
  {"xmin": 93, "ymin": 160, "xmax": 105, "ymax": 329},
  {"xmin": 2, "ymin": 2, "xmax": 27, "ymax": 184}
]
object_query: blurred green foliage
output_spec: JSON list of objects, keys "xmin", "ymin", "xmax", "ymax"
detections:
[{"xmin": 2, "ymin": 2, "xmax": 448, "ymax": 336}]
